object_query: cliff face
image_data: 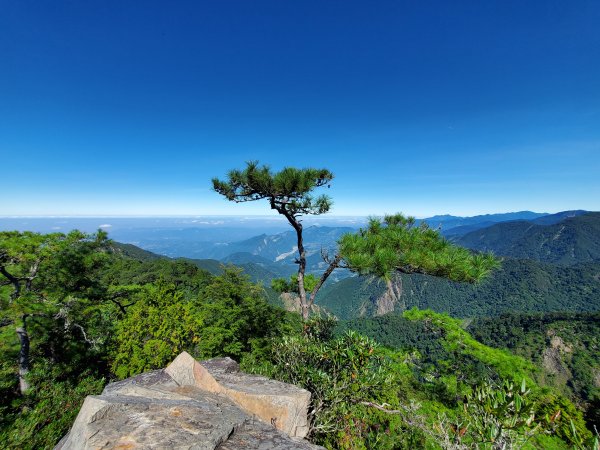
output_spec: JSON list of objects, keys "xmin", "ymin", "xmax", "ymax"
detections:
[{"xmin": 56, "ymin": 352, "xmax": 322, "ymax": 449}]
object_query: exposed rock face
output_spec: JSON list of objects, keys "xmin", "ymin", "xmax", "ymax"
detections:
[
  {"xmin": 542, "ymin": 334, "xmax": 573, "ymax": 380},
  {"xmin": 56, "ymin": 353, "xmax": 321, "ymax": 450},
  {"xmin": 374, "ymin": 277, "xmax": 404, "ymax": 316}
]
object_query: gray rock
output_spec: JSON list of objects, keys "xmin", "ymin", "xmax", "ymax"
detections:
[
  {"xmin": 165, "ymin": 352, "xmax": 311, "ymax": 439},
  {"xmin": 56, "ymin": 353, "xmax": 322, "ymax": 450}
]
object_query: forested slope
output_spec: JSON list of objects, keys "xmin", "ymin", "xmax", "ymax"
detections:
[{"xmin": 318, "ymin": 258, "xmax": 600, "ymax": 319}]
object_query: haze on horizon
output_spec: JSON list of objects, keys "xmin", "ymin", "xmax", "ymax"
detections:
[{"xmin": 1, "ymin": 1, "xmax": 599, "ymax": 218}]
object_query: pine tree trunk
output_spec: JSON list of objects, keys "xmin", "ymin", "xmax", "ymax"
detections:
[
  {"xmin": 16, "ymin": 325, "xmax": 30, "ymax": 394},
  {"xmin": 292, "ymin": 222, "xmax": 309, "ymax": 321}
]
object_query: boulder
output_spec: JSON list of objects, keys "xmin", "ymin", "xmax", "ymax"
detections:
[{"xmin": 56, "ymin": 353, "xmax": 320, "ymax": 450}]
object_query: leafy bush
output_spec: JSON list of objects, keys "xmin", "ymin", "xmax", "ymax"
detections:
[
  {"xmin": 246, "ymin": 316, "xmax": 426, "ymax": 449},
  {"xmin": 112, "ymin": 268, "xmax": 287, "ymax": 378}
]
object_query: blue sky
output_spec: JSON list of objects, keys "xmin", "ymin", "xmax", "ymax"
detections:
[{"xmin": 1, "ymin": 1, "xmax": 599, "ymax": 217}]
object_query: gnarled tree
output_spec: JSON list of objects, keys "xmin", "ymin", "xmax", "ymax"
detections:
[
  {"xmin": 213, "ymin": 162, "xmax": 499, "ymax": 320},
  {"xmin": 213, "ymin": 161, "xmax": 335, "ymax": 320}
]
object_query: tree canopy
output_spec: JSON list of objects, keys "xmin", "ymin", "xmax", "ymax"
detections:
[
  {"xmin": 212, "ymin": 161, "xmax": 334, "ymax": 217},
  {"xmin": 0, "ymin": 230, "xmax": 110, "ymax": 394}
]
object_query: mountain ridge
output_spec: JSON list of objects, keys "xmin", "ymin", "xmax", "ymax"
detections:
[{"xmin": 456, "ymin": 212, "xmax": 600, "ymax": 265}]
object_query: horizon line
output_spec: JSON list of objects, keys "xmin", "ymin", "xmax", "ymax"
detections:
[{"xmin": 1, "ymin": 210, "xmax": 587, "ymax": 220}]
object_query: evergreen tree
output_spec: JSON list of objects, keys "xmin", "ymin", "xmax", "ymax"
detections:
[{"xmin": 213, "ymin": 161, "xmax": 334, "ymax": 320}]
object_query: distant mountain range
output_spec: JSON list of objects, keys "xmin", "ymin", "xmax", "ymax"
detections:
[
  {"xmin": 455, "ymin": 211, "xmax": 599, "ymax": 265},
  {"xmin": 111, "ymin": 210, "xmax": 600, "ymax": 321},
  {"xmin": 318, "ymin": 211, "xmax": 600, "ymax": 319},
  {"xmin": 440, "ymin": 210, "xmax": 588, "ymax": 237},
  {"xmin": 425, "ymin": 210, "xmax": 548, "ymax": 233},
  {"xmin": 4, "ymin": 210, "xmax": 588, "ymax": 259}
]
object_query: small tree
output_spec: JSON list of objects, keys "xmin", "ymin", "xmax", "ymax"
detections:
[{"xmin": 213, "ymin": 162, "xmax": 499, "ymax": 320}]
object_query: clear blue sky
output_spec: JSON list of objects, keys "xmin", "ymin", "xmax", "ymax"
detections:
[{"xmin": 1, "ymin": 1, "xmax": 599, "ymax": 217}]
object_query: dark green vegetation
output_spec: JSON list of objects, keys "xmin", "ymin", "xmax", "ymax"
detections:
[
  {"xmin": 0, "ymin": 231, "xmax": 292, "ymax": 448},
  {"xmin": 337, "ymin": 311, "xmax": 600, "ymax": 437},
  {"xmin": 318, "ymin": 258, "xmax": 600, "ymax": 319},
  {"xmin": 2, "ymin": 230, "xmax": 599, "ymax": 449},
  {"xmin": 249, "ymin": 312, "xmax": 594, "ymax": 449},
  {"xmin": 316, "ymin": 212, "xmax": 600, "ymax": 321}
]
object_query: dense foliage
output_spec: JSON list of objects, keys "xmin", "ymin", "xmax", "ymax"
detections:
[
  {"xmin": 338, "ymin": 214, "xmax": 499, "ymax": 282},
  {"xmin": 246, "ymin": 312, "xmax": 596, "ymax": 449},
  {"xmin": 0, "ymin": 231, "xmax": 291, "ymax": 449}
]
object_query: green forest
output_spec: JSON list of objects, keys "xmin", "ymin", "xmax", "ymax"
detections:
[{"xmin": 1, "ymin": 229, "xmax": 599, "ymax": 449}]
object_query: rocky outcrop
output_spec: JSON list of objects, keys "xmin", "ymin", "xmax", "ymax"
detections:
[
  {"xmin": 56, "ymin": 352, "xmax": 321, "ymax": 450},
  {"xmin": 374, "ymin": 277, "xmax": 404, "ymax": 316}
]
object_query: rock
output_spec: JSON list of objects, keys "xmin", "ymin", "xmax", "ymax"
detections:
[
  {"xmin": 165, "ymin": 352, "xmax": 311, "ymax": 438},
  {"xmin": 56, "ymin": 353, "xmax": 321, "ymax": 450}
]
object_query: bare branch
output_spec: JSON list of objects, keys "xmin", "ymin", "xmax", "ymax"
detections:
[
  {"xmin": 357, "ymin": 400, "xmax": 412, "ymax": 414},
  {"xmin": 71, "ymin": 323, "xmax": 100, "ymax": 349},
  {"xmin": 109, "ymin": 297, "xmax": 134, "ymax": 314},
  {"xmin": 307, "ymin": 255, "xmax": 341, "ymax": 309},
  {"xmin": 24, "ymin": 259, "xmax": 41, "ymax": 291}
]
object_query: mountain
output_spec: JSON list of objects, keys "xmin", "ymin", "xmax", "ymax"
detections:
[
  {"xmin": 207, "ymin": 226, "xmax": 353, "ymax": 261},
  {"xmin": 456, "ymin": 212, "xmax": 600, "ymax": 265},
  {"xmin": 317, "ymin": 258, "xmax": 600, "ymax": 320},
  {"xmin": 442, "ymin": 221, "xmax": 499, "ymax": 237},
  {"xmin": 109, "ymin": 212, "xmax": 600, "ymax": 322},
  {"xmin": 530, "ymin": 210, "xmax": 588, "ymax": 225},
  {"xmin": 443, "ymin": 210, "xmax": 588, "ymax": 239},
  {"xmin": 423, "ymin": 211, "xmax": 548, "ymax": 234},
  {"xmin": 110, "ymin": 242, "xmax": 288, "ymax": 288},
  {"xmin": 195, "ymin": 226, "xmax": 354, "ymax": 281},
  {"xmin": 184, "ymin": 258, "xmax": 226, "ymax": 275}
]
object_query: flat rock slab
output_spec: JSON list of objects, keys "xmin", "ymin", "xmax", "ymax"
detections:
[{"xmin": 57, "ymin": 353, "xmax": 321, "ymax": 450}]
